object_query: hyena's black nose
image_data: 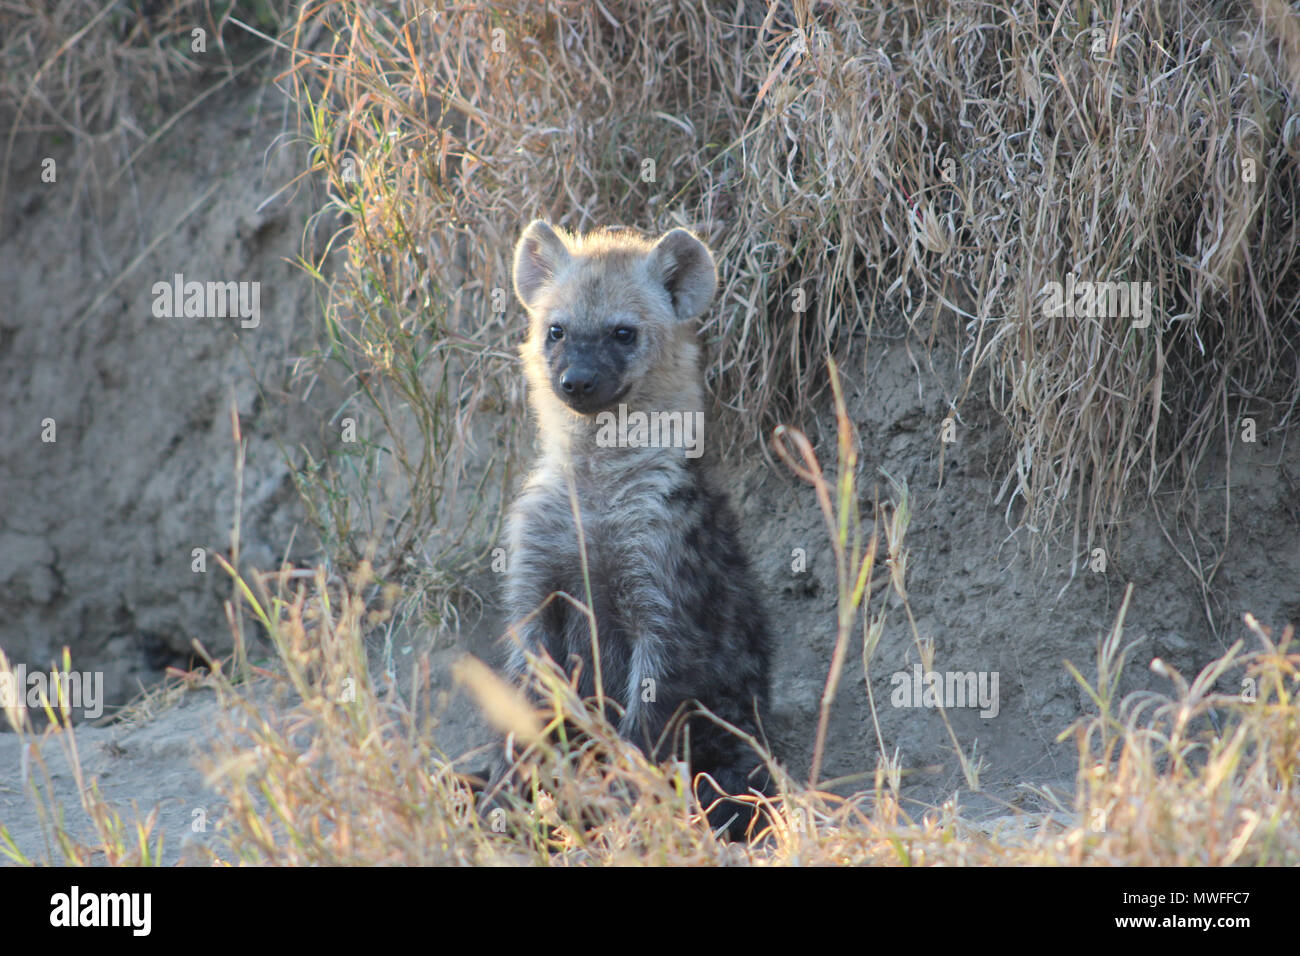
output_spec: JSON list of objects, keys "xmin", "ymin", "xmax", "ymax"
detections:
[{"xmin": 560, "ymin": 367, "xmax": 597, "ymax": 395}]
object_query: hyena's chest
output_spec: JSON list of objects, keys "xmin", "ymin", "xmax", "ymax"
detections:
[
  {"xmin": 533, "ymin": 477, "xmax": 681, "ymax": 693},
  {"xmin": 549, "ymin": 493, "xmax": 644, "ymax": 629}
]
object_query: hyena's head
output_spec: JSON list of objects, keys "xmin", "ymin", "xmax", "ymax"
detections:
[{"xmin": 512, "ymin": 221, "xmax": 716, "ymax": 420}]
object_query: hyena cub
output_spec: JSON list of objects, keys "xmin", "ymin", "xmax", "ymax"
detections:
[{"xmin": 499, "ymin": 220, "xmax": 772, "ymax": 838}]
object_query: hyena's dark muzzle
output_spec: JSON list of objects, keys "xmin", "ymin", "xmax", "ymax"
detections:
[{"xmin": 548, "ymin": 336, "xmax": 631, "ymax": 414}]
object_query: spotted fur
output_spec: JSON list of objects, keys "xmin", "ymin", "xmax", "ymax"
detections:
[{"xmin": 499, "ymin": 220, "xmax": 773, "ymax": 838}]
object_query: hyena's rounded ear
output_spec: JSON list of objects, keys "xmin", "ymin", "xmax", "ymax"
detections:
[
  {"xmin": 513, "ymin": 220, "xmax": 570, "ymax": 311},
  {"xmin": 648, "ymin": 228, "xmax": 717, "ymax": 322}
]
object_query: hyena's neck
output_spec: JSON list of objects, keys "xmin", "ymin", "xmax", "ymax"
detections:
[{"xmin": 531, "ymin": 382, "xmax": 708, "ymax": 479}]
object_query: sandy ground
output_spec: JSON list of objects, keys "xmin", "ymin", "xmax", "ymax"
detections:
[{"xmin": 0, "ymin": 694, "xmax": 224, "ymax": 865}]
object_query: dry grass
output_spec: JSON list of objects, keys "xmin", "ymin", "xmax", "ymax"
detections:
[
  {"xmin": 5, "ymin": 563, "xmax": 1296, "ymax": 866},
  {"xmin": 0, "ymin": 1, "xmax": 210, "ymax": 137}
]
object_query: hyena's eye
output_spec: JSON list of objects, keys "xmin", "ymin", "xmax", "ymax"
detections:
[
  {"xmin": 612, "ymin": 327, "xmax": 636, "ymax": 344},
  {"xmin": 548, "ymin": 325, "xmax": 564, "ymax": 342}
]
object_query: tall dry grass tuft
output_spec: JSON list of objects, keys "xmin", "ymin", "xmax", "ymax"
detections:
[
  {"xmin": 1061, "ymin": 603, "xmax": 1299, "ymax": 865},
  {"xmin": 196, "ymin": 561, "xmax": 497, "ymax": 865},
  {"xmin": 0, "ymin": 1, "xmax": 209, "ymax": 140}
]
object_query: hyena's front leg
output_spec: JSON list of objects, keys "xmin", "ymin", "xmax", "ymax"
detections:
[
  {"xmin": 483, "ymin": 504, "xmax": 571, "ymax": 823},
  {"xmin": 610, "ymin": 539, "xmax": 681, "ymax": 754},
  {"xmin": 501, "ymin": 557, "xmax": 564, "ymax": 689},
  {"xmin": 500, "ymin": 488, "xmax": 575, "ymax": 687},
  {"xmin": 484, "ymin": 547, "xmax": 554, "ymax": 804}
]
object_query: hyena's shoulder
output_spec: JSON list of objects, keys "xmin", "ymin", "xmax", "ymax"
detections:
[{"xmin": 662, "ymin": 458, "xmax": 771, "ymax": 664}]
